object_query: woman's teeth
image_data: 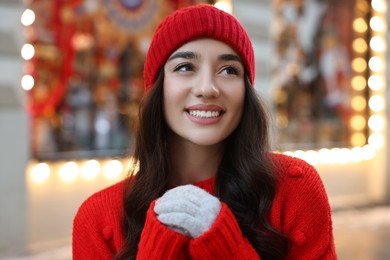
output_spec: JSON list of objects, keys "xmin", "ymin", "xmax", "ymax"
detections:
[{"xmin": 188, "ymin": 110, "xmax": 221, "ymax": 118}]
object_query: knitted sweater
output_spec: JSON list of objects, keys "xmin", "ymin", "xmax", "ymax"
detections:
[{"xmin": 72, "ymin": 154, "xmax": 337, "ymax": 259}]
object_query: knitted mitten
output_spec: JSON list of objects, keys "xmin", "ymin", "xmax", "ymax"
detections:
[{"xmin": 154, "ymin": 184, "xmax": 221, "ymax": 238}]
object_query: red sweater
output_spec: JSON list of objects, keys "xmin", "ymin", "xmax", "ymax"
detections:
[{"xmin": 72, "ymin": 154, "xmax": 337, "ymax": 259}]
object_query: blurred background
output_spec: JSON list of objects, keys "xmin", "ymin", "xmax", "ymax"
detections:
[{"xmin": 0, "ymin": 0, "xmax": 389, "ymax": 259}]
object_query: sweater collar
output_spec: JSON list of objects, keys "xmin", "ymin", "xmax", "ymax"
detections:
[{"xmin": 192, "ymin": 177, "xmax": 215, "ymax": 194}]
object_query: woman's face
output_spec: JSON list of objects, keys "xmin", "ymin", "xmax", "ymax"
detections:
[{"xmin": 163, "ymin": 38, "xmax": 245, "ymax": 146}]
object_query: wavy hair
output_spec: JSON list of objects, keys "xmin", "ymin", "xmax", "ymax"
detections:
[{"xmin": 115, "ymin": 70, "xmax": 290, "ymax": 259}]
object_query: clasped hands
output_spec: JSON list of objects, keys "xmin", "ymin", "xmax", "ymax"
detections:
[{"xmin": 154, "ymin": 185, "xmax": 221, "ymax": 238}]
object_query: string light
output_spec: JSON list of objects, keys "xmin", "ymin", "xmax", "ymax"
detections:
[
  {"xmin": 21, "ymin": 75, "xmax": 34, "ymax": 91},
  {"xmin": 353, "ymin": 17, "xmax": 368, "ymax": 33},
  {"xmin": 368, "ymin": 95, "xmax": 385, "ymax": 112},
  {"xmin": 368, "ymin": 115, "xmax": 385, "ymax": 132},
  {"xmin": 31, "ymin": 162, "xmax": 50, "ymax": 184},
  {"xmin": 368, "ymin": 133, "xmax": 384, "ymax": 148},
  {"xmin": 368, "ymin": 75, "xmax": 383, "ymax": 90},
  {"xmin": 80, "ymin": 160, "xmax": 100, "ymax": 180},
  {"xmin": 372, "ymin": 0, "xmax": 386, "ymax": 12},
  {"xmin": 368, "ymin": 56, "xmax": 383, "ymax": 72},
  {"xmin": 351, "ymin": 133, "xmax": 366, "ymax": 147},
  {"xmin": 370, "ymin": 16, "xmax": 385, "ymax": 32},
  {"xmin": 21, "ymin": 43, "xmax": 34, "ymax": 60},
  {"xmin": 102, "ymin": 160, "xmax": 123, "ymax": 180},
  {"xmin": 352, "ymin": 57, "xmax": 367, "ymax": 72},
  {"xmin": 59, "ymin": 161, "xmax": 79, "ymax": 183},
  {"xmin": 21, "ymin": 9, "xmax": 35, "ymax": 26},
  {"xmin": 352, "ymin": 38, "xmax": 367, "ymax": 53},
  {"xmin": 351, "ymin": 96, "xmax": 366, "ymax": 112},
  {"xmin": 351, "ymin": 76, "xmax": 366, "ymax": 91},
  {"xmin": 214, "ymin": 1, "xmax": 232, "ymax": 14},
  {"xmin": 370, "ymin": 36, "xmax": 385, "ymax": 52}
]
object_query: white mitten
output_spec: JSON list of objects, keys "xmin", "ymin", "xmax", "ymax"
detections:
[{"xmin": 154, "ymin": 184, "xmax": 221, "ymax": 238}]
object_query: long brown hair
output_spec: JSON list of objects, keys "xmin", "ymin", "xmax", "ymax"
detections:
[{"xmin": 115, "ymin": 71, "xmax": 290, "ymax": 259}]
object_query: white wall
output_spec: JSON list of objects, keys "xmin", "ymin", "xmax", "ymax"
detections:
[
  {"xmin": 0, "ymin": 110, "xmax": 28, "ymax": 255},
  {"xmin": 0, "ymin": 0, "xmax": 28, "ymax": 256}
]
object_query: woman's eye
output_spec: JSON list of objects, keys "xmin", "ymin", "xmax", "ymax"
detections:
[
  {"xmin": 221, "ymin": 65, "xmax": 240, "ymax": 75},
  {"xmin": 174, "ymin": 63, "xmax": 193, "ymax": 72}
]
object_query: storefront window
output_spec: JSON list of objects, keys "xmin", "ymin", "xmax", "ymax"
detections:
[
  {"xmin": 271, "ymin": 0, "xmax": 371, "ymax": 150},
  {"xmin": 26, "ymin": 0, "xmax": 210, "ymax": 160}
]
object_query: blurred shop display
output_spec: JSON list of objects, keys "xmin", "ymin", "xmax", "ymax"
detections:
[
  {"xmin": 25, "ymin": 0, "xmax": 210, "ymax": 160},
  {"xmin": 271, "ymin": 0, "xmax": 371, "ymax": 150}
]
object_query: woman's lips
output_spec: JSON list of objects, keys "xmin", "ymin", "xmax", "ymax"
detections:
[{"xmin": 185, "ymin": 104, "xmax": 224, "ymax": 125}]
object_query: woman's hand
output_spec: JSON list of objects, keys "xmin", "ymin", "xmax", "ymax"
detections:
[{"xmin": 154, "ymin": 185, "xmax": 221, "ymax": 238}]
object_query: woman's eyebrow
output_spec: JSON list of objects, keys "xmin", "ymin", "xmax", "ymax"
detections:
[
  {"xmin": 168, "ymin": 51, "xmax": 198, "ymax": 61},
  {"xmin": 218, "ymin": 54, "xmax": 243, "ymax": 63},
  {"xmin": 167, "ymin": 52, "xmax": 243, "ymax": 63}
]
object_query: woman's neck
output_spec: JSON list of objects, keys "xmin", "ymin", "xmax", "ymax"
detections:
[{"xmin": 167, "ymin": 135, "xmax": 224, "ymax": 186}]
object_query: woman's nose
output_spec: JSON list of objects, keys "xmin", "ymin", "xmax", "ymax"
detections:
[{"xmin": 191, "ymin": 70, "xmax": 220, "ymax": 98}]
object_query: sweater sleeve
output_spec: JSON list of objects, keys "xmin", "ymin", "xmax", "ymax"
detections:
[
  {"xmin": 136, "ymin": 200, "xmax": 190, "ymax": 260},
  {"xmin": 272, "ymin": 157, "xmax": 337, "ymax": 260},
  {"xmin": 188, "ymin": 202, "xmax": 260, "ymax": 260}
]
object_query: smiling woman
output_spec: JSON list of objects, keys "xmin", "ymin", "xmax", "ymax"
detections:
[
  {"xmin": 72, "ymin": 4, "xmax": 336, "ymax": 260},
  {"xmin": 163, "ymin": 39, "xmax": 245, "ymax": 149}
]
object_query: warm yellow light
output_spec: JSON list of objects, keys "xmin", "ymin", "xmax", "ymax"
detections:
[
  {"xmin": 351, "ymin": 133, "xmax": 367, "ymax": 147},
  {"xmin": 368, "ymin": 133, "xmax": 384, "ymax": 148},
  {"xmin": 59, "ymin": 161, "xmax": 79, "ymax": 183},
  {"xmin": 370, "ymin": 16, "xmax": 385, "ymax": 32},
  {"xmin": 362, "ymin": 145, "xmax": 376, "ymax": 160},
  {"xmin": 318, "ymin": 148, "xmax": 332, "ymax": 164},
  {"xmin": 352, "ymin": 58, "xmax": 367, "ymax": 72},
  {"xmin": 350, "ymin": 146, "xmax": 364, "ymax": 162},
  {"xmin": 368, "ymin": 95, "xmax": 385, "ymax": 112},
  {"xmin": 282, "ymin": 144, "xmax": 378, "ymax": 165},
  {"xmin": 21, "ymin": 9, "xmax": 35, "ymax": 26},
  {"xmin": 370, "ymin": 36, "xmax": 385, "ymax": 52},
  {"xmin": 31, "ymin": 162, "xmax": 50, "ymax": 184},
  {"xmin": 21, "ymin": 75, "xmax": 34, "ymax": 91},
  {"xmin": 21, "ymin": 44, "xmax": 35, "ymax": 60},
  {"xmin": 304, "ymin": 150, "xmax": 319, "ymax": 165},
  {"xmin": 368, "ymin": 75, "xmax": 383, "ymax": 90},
  {"xmin": 351, "ymin": 75, "xmax": 366, "ymax": 91},
  {"xmin": 103, "ymin": 160, "xmax": 123, "ymax": 180},
  {"xmin": 368, "ymin": 115, "xmax": 385, "ymax": 132},
  {"xmin": 368, "ymin": 56, "xmax": 383, "ymax": 72},
  {"xmin": 340, "ymin": 148, "xmax": 354, "ymax": 164},
  {"xmin": 214, "ymin": 1, "xmax": 232, "ymax": 14},
  {"xmin": 353, "ymin": 18, "xmax": 368, "ymax": 33},
  {"xmin": 81, "ymin": 160, "xmax": 100, "ymax": 180},
  {"xmin": 351, "ymin": 96, "xmax": 366, "ymax": 111},
  {"xmin": 293, "ymin": 150, "xmax": 306, "ymax": 160},
  {"xmin": 327, "ymin": 148, "xmax": 344, "ymax": 164},
  {"xmin": 353, "ymin": 38, "xmax": 367, "ymax": 53},
  {"xmin": 350, "ymin": 115, "xmax": 366, "ymax": 130},
  {"xmin": 372, "ymin": 0, "xmax": 386, "ymax": 12}
]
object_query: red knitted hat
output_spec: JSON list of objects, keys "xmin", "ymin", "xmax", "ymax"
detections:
[{"xmin": 143, "ymin": 4, "xmax": 255, "ymax": 90}]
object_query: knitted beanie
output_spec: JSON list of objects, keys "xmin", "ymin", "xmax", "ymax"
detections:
[{"xmin": 143, "ymin": 4, "xmax": 255, "ymax": 90}]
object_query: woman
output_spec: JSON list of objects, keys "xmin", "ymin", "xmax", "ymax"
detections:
[{"xmin": 73, "ymin": 4, "xmax": 336, "ymax": 259}]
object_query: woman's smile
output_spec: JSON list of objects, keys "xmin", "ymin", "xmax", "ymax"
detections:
[{"xmin": 185, "ymin": 103, "xmax": 224, "ymax": 125}]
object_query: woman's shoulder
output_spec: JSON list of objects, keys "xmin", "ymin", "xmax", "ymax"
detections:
[
  {"xmin": 269, "ymin": 152, "xmax": 329, "ymax": 204},
  {"xmin": 270, "ymin": 152, "xmax": 319, "ymax": 181},
  {"xmin": 268, "ymin": 153, "xmax": 335, "ymax": 254},
  {"xmin": 74, "ymin": 180, "xmax": 125, "ymax": 226},
  {"xmin": 73, "ymin": 180, "xmax": 128, "ymax": 254},
  {"xmin": 269, "ymin": 152, "xmax": 330, "ymax": 215}
]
